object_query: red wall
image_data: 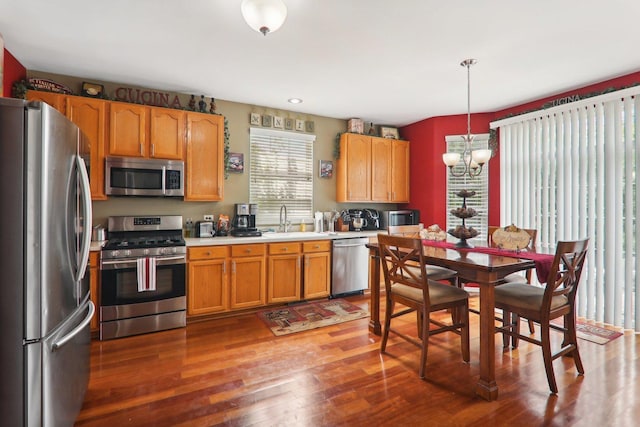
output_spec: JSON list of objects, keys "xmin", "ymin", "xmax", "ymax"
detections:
[
  {"xmin": 401, "ymin": 112, "xmax": 496, "ymax": 228},
  {"xmin": 401, "ymin": 71, "xmax": 640, "ymax": 228},
  {"xmin": 3, "ymin": 49, "xmax": 26, "ymax": 97}
]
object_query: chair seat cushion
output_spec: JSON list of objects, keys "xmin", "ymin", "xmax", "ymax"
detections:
[
  {"xmin": 495, "ymin": 282, "xmax": 568, "ymax": 312},
  {"xmin": 425, "ymin": 265, "xmax": 457, "ymax": 280},
  {"xmin": 503, "ymin": 273, "xmax": 528, "ymax": 284},
  {"xmin": 392, "ymin": 280, "xmax": 468, "ymax": 305},
  {"xmin": 405, "ymin": 264, "xmax": 456, "ymax": 281}
]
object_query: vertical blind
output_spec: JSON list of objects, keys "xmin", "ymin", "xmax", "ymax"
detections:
[
  {"xmin": 491, "ymin": 86, "xmax": 640, "ymax": 331},
  {"xmin": 249, "ymin": 127, "xmax": 315, "ymax": 225},
  {"xmin": 445, "ymin": 134, "xmax": 489, "ymax": 243}
]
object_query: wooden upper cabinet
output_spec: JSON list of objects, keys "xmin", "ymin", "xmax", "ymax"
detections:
[
  {"xmin": 108, "ymin": 102, "xmax": 147, "ymax": 157},
  {"xmin": 371, "ymin": 137, "xmax": 392, "ymax": 202},
  {"xmin": 336, "ymin": 133, "xmax": 410, "ymax": 203},
  {"xmin": 26, "ymin": 90, "xmax": 66, "ymax": 114},
  {"xmin": 185, "ymin": 112, "xmax": 224, "ymax": 201},
  {"xmin": 391, "ymin": 139, "xmax": 410, "ymax": 202},
  {"xmin": 336, "ymin": 133, "xmax": 372, "ymax": 202},
  {"xmin": 149, "ymin": 107, "xmax": 185, "ymax": 160},
  {"xmin": 66, "ymin": 96, "xmax": 108, "ymax": 200}
]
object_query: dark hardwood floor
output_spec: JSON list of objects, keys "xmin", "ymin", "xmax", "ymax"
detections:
[{"xmin": 76, "ymin": 294, "xmax": 639, "ymax": 426}]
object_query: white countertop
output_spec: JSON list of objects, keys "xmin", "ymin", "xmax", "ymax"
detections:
[
  {"xmin": 185, "ymin": 230, "xmax": 381, "ymax": 247},
  {"xmin": 90, "ymin": 240, "xmax": 106, "ymax": 251}
]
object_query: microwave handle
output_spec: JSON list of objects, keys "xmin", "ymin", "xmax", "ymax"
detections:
[{"xmin": 162, "ymin": 165, "xmax": 166, "ymax": 195}]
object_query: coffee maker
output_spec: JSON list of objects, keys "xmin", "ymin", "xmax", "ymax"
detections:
[{"xmin": 231, "ymin": 203, "xmax": 262, "ymax": 237}]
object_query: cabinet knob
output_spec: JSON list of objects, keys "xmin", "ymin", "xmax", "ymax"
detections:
[
  {"xmin": 314, "ymin": 245, "xmax": 319, "ymax": 249},
  {"xmin": 245, "ymin": 248, "xmax": 252, "ymax": 253},
  {"xmin": 205, "ymin": 251, "xmax": 211, "ymax": 256}
]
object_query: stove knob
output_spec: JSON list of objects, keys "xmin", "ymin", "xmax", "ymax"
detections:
[
  {"xmin": 111, "ymin": 250, "xmax": 119, "ymax": 258},
  {"xmin": 144, "ymin": 249, "xmax": 150, "ymax": 256},
  {"xmin": 124, "ymin": 250, "xmax": 132, "ymax": 257}
]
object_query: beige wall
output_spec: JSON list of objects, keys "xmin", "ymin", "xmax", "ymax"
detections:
[{"xmin": 28, "ymin": 71, "xmax": 396, "ymax": 229}]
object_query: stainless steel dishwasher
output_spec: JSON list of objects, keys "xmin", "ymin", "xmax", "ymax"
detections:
[{"xmin": 331, "ymin": 237, "xmax": 370, "ymax": 297}]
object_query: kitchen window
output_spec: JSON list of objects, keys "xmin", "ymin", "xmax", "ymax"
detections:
[
  {"xmin": 445, "ymin": 133, "xmax": 489, "ymax": 242},
  {"xmin": 249, "ymin": 127, "xmax": 315, "ymax": 226}
]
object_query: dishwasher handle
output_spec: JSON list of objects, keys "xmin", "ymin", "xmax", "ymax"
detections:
[{"xmin": 333, "ymin": 242, "xmax": 367, "ymax": 248}]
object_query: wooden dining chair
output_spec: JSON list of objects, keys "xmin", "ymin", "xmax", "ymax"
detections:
[
  {"xmin": 378, "ymin": 234, "xmax": 470, "ymax": 379},
  {"xmin": 388, "ymin": 225, "xmax": 459, "ymax": 288},
  {"xmin": 494, "ymin": 239, "xmax": 589, "ymax": 394},
  {"xmin": 488, "ymin": 225, "xmax": 538, "ymax": 334}
]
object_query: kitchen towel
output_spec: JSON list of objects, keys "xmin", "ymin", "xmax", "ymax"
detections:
[{"xmin": 136, "ymin": 257, "xmax": 157, "ymax": 292}]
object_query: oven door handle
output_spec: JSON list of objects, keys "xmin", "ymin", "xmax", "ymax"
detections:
[{"xmin": 101, "ymin": 255, "xmax": 185, "ymax": 269}]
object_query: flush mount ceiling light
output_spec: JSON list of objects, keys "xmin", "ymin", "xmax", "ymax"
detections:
[
  {"xmin": 241, "ymin": 0, "xmax": 288, "ymax": 36},
  {"xmin": 288, "ymin": 98, "xmax": 302, "ymax": 104}
]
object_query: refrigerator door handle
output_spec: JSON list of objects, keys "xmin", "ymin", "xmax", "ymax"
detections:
[
  {"xmin": 75, "ymin": 155, "xmax": 93, "ymax": 282},
  {"xmin": 52, "ymin": 301, "xmax": 95, "ymax": 351}
]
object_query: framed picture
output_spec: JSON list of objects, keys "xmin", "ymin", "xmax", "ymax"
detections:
[
  {"xmin": 284, "ymin": 117, "xmax": 294, "ymax": 130},
  {"xmin": 305, "ymin": 120, "xmax": 315, "ymax": 132},
  {"xmin": 262, "ymin": 115, "xmax": 272, "ymax": 127},
  {"xmin": 319, "ymin": 160, "xmax": 333, "ymax": 178},
  {"xmin": 273, "ymin": 116, "xmax": 284, "ymax": 129},
  {"xmin": 250, "ymin": 113, "xmax": 261, "ymax": 126},
  {"xmin": 227, "ymin": 152, "xmax": 244, "ymax": 173},
  {"xmin": 81, "ymin": 82, "xmax": 104, "ymax": 97},
  {"xmin": 295, "ymin": 119, "xmax": 305, "ymax": 131},
  {"xmin": 380, "ymin": 126, "xmax": 399, "ymax": 139}
]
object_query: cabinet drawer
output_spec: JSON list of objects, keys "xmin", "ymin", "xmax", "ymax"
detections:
[
  {"xmin": 269, "ymin": 242, "xmax": 301, "ymax": 255},
  {"xmin": 231, "ymin": 244, "xmax": 265, "ymax": 257},
  {"xmin": 188, "ymin": 246, "xmax": 229, "ymax": 260},
  {"xmin": 303, "ymin": 240, "xmax": 331, "ymax": 253}
]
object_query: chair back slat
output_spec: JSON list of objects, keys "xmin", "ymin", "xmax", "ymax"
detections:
[
  {"xmin": 378, "ymin": 234, "xmax": 430, "ymax": 304},
  {"xmin": 543, "ymin": 239, "xmax": 589, "ymax": 310},
  {"xmin": 388, "ymin": 224, "xmax": 423, "ymax": 238}
]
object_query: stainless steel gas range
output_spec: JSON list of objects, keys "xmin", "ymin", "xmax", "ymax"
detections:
[{"xmin": 100, "ymin": 215, "xmax": 186, "ymax": 340}]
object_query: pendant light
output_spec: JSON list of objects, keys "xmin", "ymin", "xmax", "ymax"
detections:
[{"xmin": 442, "ymin": 59, "xmax": 492, "ymax": 178}]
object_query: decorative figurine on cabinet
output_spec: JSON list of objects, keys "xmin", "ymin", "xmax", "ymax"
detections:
[
  {"xmin": 188, "ymin": 95, "xmax": 196, "ymax": 111},
  {"xmin": 198, "ymin": 95, "xmax": 207, "ymax": 112},
  {"xmin": 209, "ymin": 97, "xmax": 217, "ymax": 114}
]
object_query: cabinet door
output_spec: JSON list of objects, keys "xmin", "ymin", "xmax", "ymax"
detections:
[
  {"xmin": 108, "ymin": 102, "xmax": 147, "ymax": 157},
  {"xmin": 66, "ymin": 96, "xmax": 107, "ymax": 200},
  {"xmin": 230, "ymin": 256, "xmax": 266, "ymax": 309},
  {"xmin": 268, "ymin": 254, "xmax": 301, "ymax": 303},
  {"xmin": 185, "ymin": 112, "xmax": 224, "ymax": 201},
  {"xmin": 336, "ymin": 133, "xmax": 371, "ymax": 202},
  {"xmin": 89, "ymin": 252, "xmax": 100, "ymax": 333},
  {"xmin": 26, "ymin": 90, "xmax": 66, "ymax": 114},
  {"xmin": 188, "ymin": 259, "xmax": 228, "ymax": 315},
  {"xmin": 150, "ymin": 107, "xmax": 185, "ymax": 160},
  {"xmin": 371, "ymin": 137, "xmax": 392, "ymax": 201},
  {"xmin": 391, "ymin": 139, "xmax": 410, "ymax": 202},
  {"xmin": 304, "ymin": 252, "xmax": 331, "ymax": 299}
]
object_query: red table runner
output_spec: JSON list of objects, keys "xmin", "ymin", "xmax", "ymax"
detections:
[{"xmin": 422, "ymin": 240, "xmax": 555, "ymax": 283}]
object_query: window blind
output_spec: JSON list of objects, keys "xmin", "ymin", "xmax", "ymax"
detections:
[
  {"xmin": 445, "ymin": 134, "xmax": 489, "ymax": 243},
  {"xmin": 491, "ymin": 86, "xmax": 640, "ymax": 331},
  {"xmin": 249, "ymin": 127, "xmax": 315, "ymax": 226}
]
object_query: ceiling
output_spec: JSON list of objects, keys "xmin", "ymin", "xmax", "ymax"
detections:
[{"xmin": 2, "ymin": 0, "xmax": 640, "ymax": 127}]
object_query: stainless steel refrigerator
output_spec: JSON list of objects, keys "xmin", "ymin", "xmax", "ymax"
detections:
[{"xmin": 0, "ymin": 97, "xmax": 94, "ymax": 426}]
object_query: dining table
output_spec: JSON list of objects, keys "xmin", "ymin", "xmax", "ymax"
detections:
[{"xmin": 366, "ymin": 238, "xmax": 554, "ymax": 401}]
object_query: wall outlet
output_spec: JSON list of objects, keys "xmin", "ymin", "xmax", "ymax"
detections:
[{"xmin": 204, "ymin": 214, "xmax": 214, "ymax": 221}]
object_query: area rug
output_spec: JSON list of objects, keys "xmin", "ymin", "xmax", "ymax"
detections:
[
  {"xmin": 257, "ymin": 299, "xmax": 369, "ymax": 336},
  {"xmin": 575, "ymin": 322, "xmax": 623, "ymax": 345}
]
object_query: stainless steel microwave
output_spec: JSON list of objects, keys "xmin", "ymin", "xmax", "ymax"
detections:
[
  {"xmin": 105, "ymin": 157, "xmax": 184, "ymax": 197},
  {"xmin": 380, "ymin": 209, "xmax": 421, "ymax": 229}
]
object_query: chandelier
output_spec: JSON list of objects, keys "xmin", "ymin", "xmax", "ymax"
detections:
[
  {"xmin": 442, "ymin": 59, "xmax": 492, "ymax": 178},
  {"xmin": 241, "ymin": 0, "xmax": 288, "ymax": 36}
]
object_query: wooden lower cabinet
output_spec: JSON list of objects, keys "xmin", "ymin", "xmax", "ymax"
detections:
[
  {"xmin": 268, "ymin": 242, "xmax": 301, "ymax": 303},
  {"xmin": 303, "ymin": 241, "xmax": 331, "ymax": 299},
  {"xmin": 186, "ymin": 240, "xmax": 331, "ymax": 318},
  {"xmin": 230, "ymin": 244, "xmax": 266, "ymax": 309},
  {"xmin": 187, "ymin": 246, "xmax": 229, "ymax": 315},
  {"xmin": 89, "ymin": 251, "xmax": 100, "ymax": 333}
]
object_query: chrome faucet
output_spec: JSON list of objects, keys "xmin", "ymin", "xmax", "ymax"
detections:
[{"xmin": 279, "ymin": 204, "xmax": 288, "ymax": 232}]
